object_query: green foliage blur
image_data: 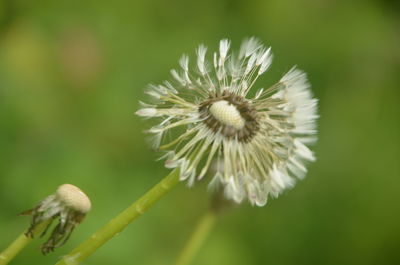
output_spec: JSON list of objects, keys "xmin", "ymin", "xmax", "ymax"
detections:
[{"xmin": 0, "ymin": 0, "xmax": 399, "ymax": 264}]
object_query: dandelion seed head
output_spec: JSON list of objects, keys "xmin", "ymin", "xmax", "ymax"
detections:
[{"xmin": 137, "ymin": 38, "xmax": 318, "ymax": 206}]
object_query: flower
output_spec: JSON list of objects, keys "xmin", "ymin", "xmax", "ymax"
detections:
[
  {"xmin": 21, "ymin": 184, "xmax": 91, "ymax": 254},
  {"xmin": 136, "ymin": 38, "xmax": 318, "ymax": 206}
]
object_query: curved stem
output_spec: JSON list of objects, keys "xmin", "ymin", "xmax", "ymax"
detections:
[
  {"xmin": 55, "ymin": 169, "xmax": 180, "ymax": 265},
  {"xmin": 0, "ymin": 220, "xmax": 51, "ymax": 265},
  {"xmin": 174, "ymin": 210, "xmax": 216, "ymax": 265}
]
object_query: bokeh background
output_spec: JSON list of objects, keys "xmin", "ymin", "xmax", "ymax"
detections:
[{"xmin": 1, "ymin": 0, "xmax": 399, "ymax": 264}]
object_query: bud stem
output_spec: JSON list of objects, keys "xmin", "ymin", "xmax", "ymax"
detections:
[
  {"xmin": 55, "ymin": 169, "xmax": 180, "ymax": 265},
  {"xmin": 0, "ymin": 220, "xmax": 51, "ymax": 265}
]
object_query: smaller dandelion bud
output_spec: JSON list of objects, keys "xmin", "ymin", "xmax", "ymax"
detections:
[{"xmin": 21, "ymin": 184, "xmax": 91, "ymax": 254}]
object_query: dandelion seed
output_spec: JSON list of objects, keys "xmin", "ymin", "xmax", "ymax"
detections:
[
  {"xmin": 136, "ymin": 38, "xmax": 318, "ymax": 206},
  {"xmin": 21, "ymin": 184, "xmax": 91, "ymax": 254}
]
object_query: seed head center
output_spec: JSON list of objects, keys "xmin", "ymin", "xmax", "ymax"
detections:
[{"xmin": 209, "ymin": 100, "xmax": 245, "ymax": 130}]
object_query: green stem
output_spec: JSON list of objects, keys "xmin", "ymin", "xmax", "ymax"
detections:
[
  {"xmin": 55, "ymin": 169, "xmax": 180, "ymax": 265},
  {"xmin": 174, "ymin": 210, "xmax": 216, "ymax": 265},
  {"xmin": 0, "ymin": 220, "xmax": 51, "ymax": 265}
]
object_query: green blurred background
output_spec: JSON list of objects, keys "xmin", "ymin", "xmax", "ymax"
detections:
[{"xmin": 0, "ymin": 0, "xmax": 399, "ymax": 264}]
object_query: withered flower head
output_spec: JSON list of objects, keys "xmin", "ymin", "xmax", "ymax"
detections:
[{"xmin": 21, "ymin": 184, "xmax": 91, "ymax": 254}]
